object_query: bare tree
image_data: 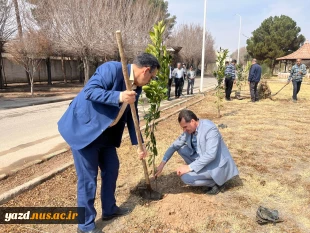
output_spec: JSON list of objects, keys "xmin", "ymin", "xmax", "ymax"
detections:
[
  {"xmin": 12, "ymin": 0, "xmax": 35, "ymax": 85},
  {"xmin": 168, "ymin": 23, "xmax": 216, "ymax": 69},
  {"xmin": 5, "ymin": 30, "xmax": 51, "ymax": 96},
  {"xmin": 0, "ymin": 0, "xmax": 16, "ymax": 88},
  {"xmin": 231, "ymin": 47, "xmax": 249, "ymax": 65},
  {"xmin": 30, "ymin": 0, "xmax": 166, "ymax": 84}
]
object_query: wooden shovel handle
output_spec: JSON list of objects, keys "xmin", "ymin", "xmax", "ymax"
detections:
[{"xmin": 115, "ymin": 30, "xmax": 151, "ymax": 186}]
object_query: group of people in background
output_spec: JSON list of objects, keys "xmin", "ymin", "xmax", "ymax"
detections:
[
  {"xmin": 168, "ymin": 58, "xmax": 306, "ymax": 103},
  {"xmin": 224, "ymin": 58, "xmax": 262, "ymax": 102},
  {"xmin": 167, "ymin": 62, "xmax": 196, "ymax": 100},
  {"xmin": 224, "ymin": 58, "xmax": 307, "ymax": 103}
]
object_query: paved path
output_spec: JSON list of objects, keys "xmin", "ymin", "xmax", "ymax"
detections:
[{"xmin": 0, "ymin": 77, "xmax": 217, "ymax": 175}]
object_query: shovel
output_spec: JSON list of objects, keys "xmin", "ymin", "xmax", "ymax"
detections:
[
  {"xmin": 271, "ymin": 82, "xmax": 289, "ymax": 96},
  {"xmin": 115, "ymin": 30, "xmax": 162, "ymax": 200}
]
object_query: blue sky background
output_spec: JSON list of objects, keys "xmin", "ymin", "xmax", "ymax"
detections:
[{"xmin": 167, "ymin": 0, "xmax": 310, "ymax": 55}]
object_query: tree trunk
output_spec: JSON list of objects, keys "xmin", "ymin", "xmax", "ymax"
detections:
[
  {"xmin": 46, "ymin": 57, "xmax": 52, "ymax": 85},
  {"xmin": 271, "ymin": 62, "xmax": 276, "ymax": 76},
  {"xmin": 79, "ymin": 59, "xmax": 84, "ymax": 83},
  {"xmin": 30, "ymin": 79, "xmax": 34, "ymax": 97},
  {"xmin": 25, "ymin": 71, "xmax": 31, "ymax": 85},
  {"xmin": 0, "ymin": 51, "xmax": 4, "ymax": 89},
  {"xmin": 217, "ymin": 91, "xmax": 221, "ymax": 118},
  {"xmin": 30, "ymin": 59, "xmax": 40, "ymax": 97},
  {"xmin": 38, "ymin": 66, "xmax": 41, "ymax": 83},
  {"xmin": 2, "ymin": 56, "xmax": 7, "ymax": 87},
  {"xmin": 27, "ymin": 69, "xmax": 34, "ymax": 97},
  {"xmin": 61, "ymin": 56, "xmax": 67, "ymax": 83},
  {"xmin": 13, "ymin": 0, "xmax": 23, "ymax": 39},
  {"xmin": 83, "ymin": 57, "xmax": 90, "ymax": 84},
  {"xmin": 68, "ymin": 59, "xmax": 73, "ymax": 82}
]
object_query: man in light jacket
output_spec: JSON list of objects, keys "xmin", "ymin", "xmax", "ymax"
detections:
[
  {"xmin": 155, "ymin": 110, "xmax": 239, "ymax": 195},
  {"xmin": 187, "ymin": 65, "xmax": 196, "ymax": 95},
  {"xmin": 287, "ymin": 58, "xmax": 307, "ymax": 102}
]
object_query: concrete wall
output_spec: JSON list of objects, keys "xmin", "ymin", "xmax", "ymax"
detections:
[{"xmin": 1, "ymin": 54, "xmax": 81, "ymax": 84}]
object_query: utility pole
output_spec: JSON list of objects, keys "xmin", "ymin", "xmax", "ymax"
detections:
[
  {"xmin": 236, "ymin": 14, "xmax": 242, "ymax": 64},
  {"xmin": 200, "ymin": 0, "xmax": 207, "ymax": 92}
]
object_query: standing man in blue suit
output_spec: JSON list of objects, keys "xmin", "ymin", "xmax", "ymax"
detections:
[
  {"xmin": 248, "ymin": 58, "xmax": 262, "ymax": 102},
  {"xmin": 155, "ymin": 109, "xmax": 239, "ymax": 195},
  {"xmin": 58, "ymin": 53, "xmax": 160, "ymax": 233}
]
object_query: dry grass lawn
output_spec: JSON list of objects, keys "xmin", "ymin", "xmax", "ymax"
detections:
[{"xmin": 1, "ymin": 80, "xmax": 310, "ymax": 233}]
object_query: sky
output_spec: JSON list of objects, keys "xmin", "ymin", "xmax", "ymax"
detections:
[{"xmin": 167, "ymin": 0, "xmax": 310, "ymax": 55}]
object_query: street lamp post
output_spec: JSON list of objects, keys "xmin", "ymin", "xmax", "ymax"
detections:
[
  {"xmin": 236, "ymin": 14, "xmax": 241, "ymax": 64},
  {"xmin": 200, "ymin": 0, "xmax": 207, "ymax": 93}
]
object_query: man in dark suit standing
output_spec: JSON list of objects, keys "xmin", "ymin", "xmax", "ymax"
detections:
[
  {"xmin": 58, "ymin": 53, "xmax": 160, "ymax": 233},
  {"xmin": 248, "ymin": 58, "xmax": 262, "ymax": 102},
  {"xmin": 167, "ymin": 64, "xmax": 174, "ymax": 100}
]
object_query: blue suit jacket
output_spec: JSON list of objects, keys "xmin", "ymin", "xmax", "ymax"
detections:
[
  {"xmin": 57, "ymin": 61, "xmax": 142, "ymax": 150},
  {"xmin": 248, "ymin": 63, "xmax": 262, "ymax": 82},
  {"xmin": 163, "ymin": 120, "xmax": 239, "ymax": 185}
]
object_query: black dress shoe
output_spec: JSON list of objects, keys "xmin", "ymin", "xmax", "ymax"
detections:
[
  {"xmin": 77, "ymin": 227, "xmax": 102, "ymax": 233},
  {"xmin": 102, "ymin": 207, "xmax": 130, "ymax": 221},
  {"xmin": 205, "ymin": 184, "xmax": 224, "ymax": 195}
]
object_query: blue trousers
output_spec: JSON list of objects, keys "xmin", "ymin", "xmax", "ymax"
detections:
[
  {"xmin": 177, "ymin": 145, "xmax": 216, "ymax": 187},
  {"xmin": 72, "ymin": 145, "xmax": 119, "ymax": 232},
  {"xmin": 292, "ymin": 80, "xmax": 302, "ymax": 100}
]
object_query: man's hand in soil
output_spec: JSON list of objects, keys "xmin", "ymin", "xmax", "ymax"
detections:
[
  {"xmin": 155, "ymin": 161, "xmax": 166, "ymax": 177},
  {"xmin": 137, "ymin": 144, "xmax": 147, "ymax": 160},
  {"xmin": 121, "ymin": 90, "xmax": 137, "ymax": 104},
  {"xmin": 176, "ymin": 165, "xmax": 191, "ymax": 176}
]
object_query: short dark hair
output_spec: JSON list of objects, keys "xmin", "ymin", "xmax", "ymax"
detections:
[
  {"xmin": 225, "ymin": 61, "xmax": 229, "ymax": 65},
  {"xmin": 133, "ymin": 53, "xmax": 160, "ymax": 73},
  {"xmin": 178, "ymin": 109, "xmax": 198, "ymax": 123},
  {"xmin": 231, "ymin": 59, "xmax": 237, "ymax": 64}
]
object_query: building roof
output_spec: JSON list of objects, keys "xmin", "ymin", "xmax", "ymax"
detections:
[{"xmin": 277, "ymin": 40, "xmax": 310, "ymax": 60}]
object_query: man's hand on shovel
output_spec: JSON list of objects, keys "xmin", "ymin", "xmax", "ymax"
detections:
[
  {"xmin": 137, "ymin": 144, "xmax": 147, "ymax": 160},
  {"xmin": 121, "ymin": 90, "xmax": 137, "ymax": 104}
]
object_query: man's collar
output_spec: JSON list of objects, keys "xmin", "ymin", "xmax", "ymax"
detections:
[
  {"xmin": 130, "ymin": 64, "xmax": 134, "ymax": 81},
  {"xmin": 130, "ymin": 65, "xmax": 136, "ymax": 90},
  {"xmin": 193, "ymin": 121, "xmax": 199, "ymax": 136}
]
